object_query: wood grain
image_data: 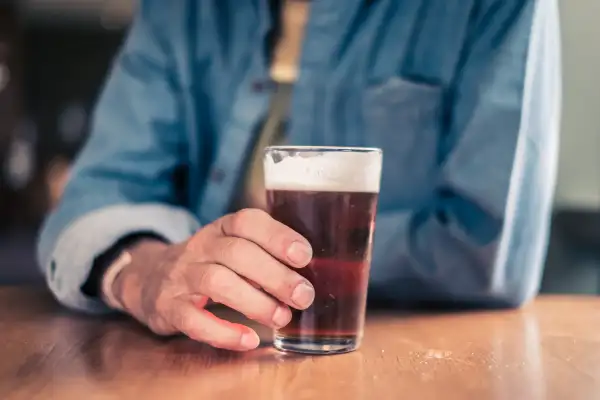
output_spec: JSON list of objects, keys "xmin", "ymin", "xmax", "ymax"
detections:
[{"xmin": 1, "ymin": 286, "xmax": 599, "ymax": 400}]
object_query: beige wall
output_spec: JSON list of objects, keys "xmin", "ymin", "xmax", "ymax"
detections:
[{"xmin": 555, "ymin": 0, "xmax": 600, "ymax": 210}]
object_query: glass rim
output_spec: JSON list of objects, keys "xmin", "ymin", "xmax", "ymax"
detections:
[{"xmin": 264, "ymin": 145, "xmax": 382, "ymax": 154}]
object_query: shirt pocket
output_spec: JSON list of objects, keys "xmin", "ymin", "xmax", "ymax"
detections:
[{"xmin": 362, "ymin": 77, "xmax": 444, "ymax": 210}]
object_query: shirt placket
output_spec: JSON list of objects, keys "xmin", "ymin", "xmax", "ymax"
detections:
[
  {"xmin": 197, "ymin": 2, "xmax": 273, "ymax": 223},
  {"xmin": 287, "ymin": 0, "xmax": 342, "ymax": 146}
]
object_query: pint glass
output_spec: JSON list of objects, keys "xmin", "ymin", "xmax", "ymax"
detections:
[{"xmin": 264, "ymin": 146, "xmax": 383, "ymax": 354}]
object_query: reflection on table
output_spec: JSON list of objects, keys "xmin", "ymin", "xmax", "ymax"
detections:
[{"xmin": 0, "ymin": 287, "xmax": 599, "ymax": 399}]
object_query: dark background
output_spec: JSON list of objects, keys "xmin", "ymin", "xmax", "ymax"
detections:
[
  {"xmin": 0, "ymin": 1, "xmax": 598, "ymax": 293},
  {"xmin": 0, "ymin": 1, "xmax": 126, "ymax": 283}
]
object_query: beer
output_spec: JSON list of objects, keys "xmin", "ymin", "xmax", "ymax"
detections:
[
  {"xmin": 264, "ymin": 147, "xmax": 382, "ymax": 354},
  {"xmin": 267, "ymin": 190, "xmax": 377, "ymax": 336}
]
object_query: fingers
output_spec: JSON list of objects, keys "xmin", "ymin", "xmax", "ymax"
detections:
[
  {"xmin": 168, "ymin": 298, "xmax": 261, "ymax": 351},
  {"xmin": 188, "ymin": 263, "xmax": 293, "ymax": 328},
  {"xmin": 210, "ymin": 237, "xmax": 315, "ymax": 310},
  {"xmin": 170, "ymin": 208, "xmax": 315, "ymax": 339},
  {"xmin": 217, "ymin": 209, "xmax": 313, "ymax": 268}
]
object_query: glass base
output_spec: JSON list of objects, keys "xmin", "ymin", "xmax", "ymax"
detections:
[{"xmin": 273, "ymin": 334, "xmax": 361, "ymax": 355}]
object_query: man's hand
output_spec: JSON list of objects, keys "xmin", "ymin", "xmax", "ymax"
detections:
[{"xmin": 104, "ymin": 209, "xmax": 315, "ymax": 351}]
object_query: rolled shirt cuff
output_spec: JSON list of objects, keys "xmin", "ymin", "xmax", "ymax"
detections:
[{"xmin": 44, "ymin": 204, "xmax": 200, "ymax": 313}]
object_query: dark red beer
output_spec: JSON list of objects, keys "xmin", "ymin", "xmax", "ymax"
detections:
[
  {"xmin": 267, "ymin": 189, "xmax": 377, "ymax": 341},
  {"xmin": 264, "ymin": 146, "xmax": 382, "ymax": 354}
]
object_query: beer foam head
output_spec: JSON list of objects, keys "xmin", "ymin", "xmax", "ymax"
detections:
[{"xmin": 264, "ymin": 147, "xmax": 382, "ymax": 193}]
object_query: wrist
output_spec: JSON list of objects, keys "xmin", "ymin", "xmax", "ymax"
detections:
[
  {"xmin": 102, "ymin": 238, "xmax": 169, "ymax": 316},
  {"xmin": 101, "ymin": 238, "xmax": 169, "ymax": 312},
  {"xmin": 100, "ymin": 251, "xmax": 133, "ymax": 311}
]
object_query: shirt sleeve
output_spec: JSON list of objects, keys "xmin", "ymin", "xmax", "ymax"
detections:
[
  {"xmin": 369, "ymin": 0, "xmax": 561, "ymax": 308},
  {"xmin": 36, "ymin": 0, "xmax": 200, "ymax": 313}
]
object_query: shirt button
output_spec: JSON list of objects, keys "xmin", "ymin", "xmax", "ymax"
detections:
[
  {"xmin": 251, "ymin": 80, "xmax": 273, "ymax": 93},
  {"xmin": 251, "ymin": 81, "xmax": 265, "ymax": 93},
  {"xmin": 210, "ymin": 168, "xmax": 226, "ymax": 183},
  {"xmin": 50, "ymin": 260, "xmax": 57, "ymax": 279}
]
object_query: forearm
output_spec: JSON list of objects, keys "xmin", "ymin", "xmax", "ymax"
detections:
[
  {"xmin": 82, "ymin": 234, "xmax": 165, "ymax": 298},
  {"xmin": 368, "ymin": 0, "xmax": 560, "ymax": 309},
  {"xmin": 38, "ymin": 203, "xmax": 200, "ymax": 313},
  {"xmin": 368, "ymin": 209, "xmax": 533, "ymax": 308}
]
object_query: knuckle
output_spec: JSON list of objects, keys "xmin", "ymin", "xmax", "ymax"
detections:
[
  {"xmin": 265, "ymin": 232, "xmax": 284, "ymax": 253},
  {"xmin": 217, "ymin": 237, "xmax": 244, "ymax": 262},
  {"xmin": 163, "ymin": 262, "xmax": 183, "ymax": 282},
  {"xmin": 180, "ymin": 313, "xmax": 196, "ymax": 334},
  {"xmin": 273, "ymin": 276, "xmax": 298, "ymax": 298},
  {"xmin": 178, "ymin": 314, "xmax": 210, "ymax": 343},
  {"xmin": 166, "ymin": 307, "xmax": 189, "ymax": 332},
  {"xmin": 153, "ymin": 290, "xmax": 172, "ymax": 316},
  {"xmin": 230, "ymin": 208, "xmax": 266, "ymax": 234},
  {"xmin": 259, "ymin": 262, "xmax": 298, "ymax": 291},
  {"xmin": 148, "ymin": 316, "xmax": 174, "ymax": 336},
  {"xmin": 200, "ymin": 266, "xmax": 235, "ymax": 295},
  {"xmin": 173, "ymin": 312, "xmax": 193, "ymax": 335},
  {"xmin": 251, "ymin": 303, "xmax": 279, "ymax": 323},
  {"xmin": 264, "ymin": 270, "xmax": 304, "ymax": 302},
  {"xmin": 185, "ymin": 229, "xmax": 211, "ymax": 254},
  {"xmin": 184, "ymin": 236, "xmax": 201, "ymax": 253}
]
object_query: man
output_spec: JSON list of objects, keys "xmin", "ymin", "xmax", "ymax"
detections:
[{"xmin": 38, "ymin": 0, "xmax": 561, "ymax": 351}]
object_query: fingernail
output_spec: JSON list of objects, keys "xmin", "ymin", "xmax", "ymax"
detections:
[
  {"xmin": 287, "ymin": 241, "xmax": 312, "ymax": 266},
  {"xmin": 291, "ymin": 282, "xmax": 315, "ymax": 309},
  {"xmin": 240, "ymin": 331, "xmax": 260, "ymax": 350},
  {"xmin": 272, "ymin": 306, "xmax": 291, "ymax": 328}
]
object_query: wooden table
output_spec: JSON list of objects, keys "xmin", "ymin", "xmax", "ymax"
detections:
[{"xmin": 1, "ymin": 287, "xmax": 599, "ymax": 400}]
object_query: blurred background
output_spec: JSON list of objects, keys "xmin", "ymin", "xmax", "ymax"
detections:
[{"xmin": 0, "ymin": 1, "xmax": 598, "ymax": 293}]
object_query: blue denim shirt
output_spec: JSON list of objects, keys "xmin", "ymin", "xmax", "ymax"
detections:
[{"xmin": 38, "ymin": 0, "xmax": 561, "ymax": 313}]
